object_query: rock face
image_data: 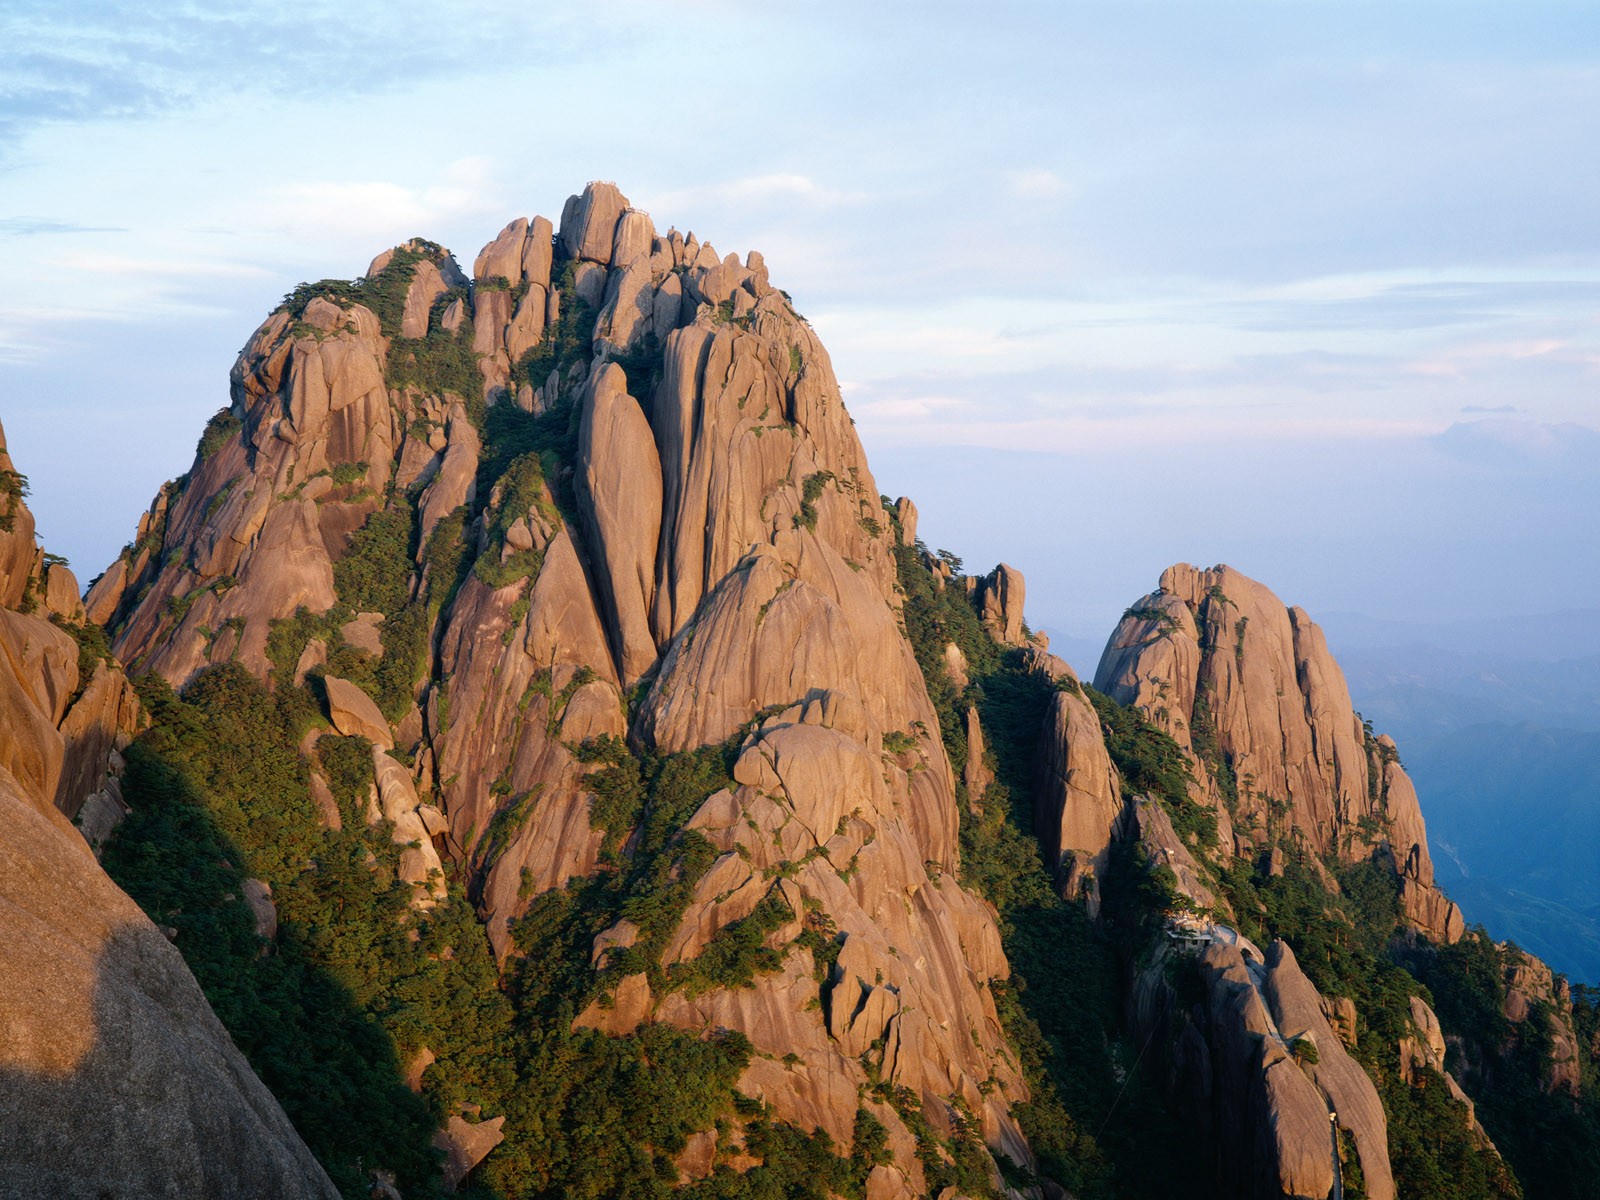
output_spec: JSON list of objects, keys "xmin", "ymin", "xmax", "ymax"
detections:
[
  {"xmin": 95, "ymin": 183, "xmax": 1027, "ymax": 1188},
  {"xmin": 0, "ymin": 437, "xmax": 337, "ymax": 1199},
  {"xmin": 976, "ymin": 562, "xmax": 1027, "ymax": 646},
  {"xmin": 1094, "ymin": 563, "xmax": 1462, "ymax": 944},
  {"xmin": 1400, "ymin": 994, "xmax": 1497, "ymax": 1149},
  {"xmin": 1185, "ymin": 935, "xmax": 1394, "ymax": 1200},
  {"xmin": 1501, "ymin": 947, "xmax": 1583, "ymax": 1096},
  {"xmin": 1055, "ymin": 564, "xmax": 1514, "ymax": 1194},
  {"xmin": 1029, "ymin": 653, "xmax": 1121, "ymax": 906}
]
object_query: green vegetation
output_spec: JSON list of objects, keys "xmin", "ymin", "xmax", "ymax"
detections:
[
  {"xmin": 0, "ymin": 463, "xmax": 29, "ymax": 532},
  {"xmin": 49, "ymin": 614, "xmax": 115, "ymax": 703},
  {"xmin": 334, "ymin": 505, "xmax": 413, "ymax": 616},
  {"xmin": 104, "ymin": 666, "xmax": 512, "ymax": 1199},
  {"xmin": 891, "ymin": 538, "xmax": 1201, "ymax": 1198},
  {"xmin": 281, "ymin": 241, "xmax": 447, "ymax": 338},
  {"xmin": 794, "ymin": 471, "xmax": 833, "ymax": 532},
  {"xmin": 387, "ymin": 305, "xmax": 480, "ymax": 402},
  {"xmin": 1083, "ymin": 685, "xmax": 1217, "ymax": 848},
  {"xmin": 511, "ymin": 259, "xmax": 597, "ymax": 402},
  {"xmin": 473, "ymin": 454, "xmax": 555, "ymax": 589},
  {"xmin": 196, "ymin": 407, "xmax": 241, "ymax": 460},
  {"xmin": 609, "ymin": 333, "xmax": 666, "ymax": 407},
  {"xmin": 105, "ymin": 656, "xmax": 870, "ymax": 1198},
  {"xmin": 266, "ymin": 489, "xmax": 463, "ymax": 724},
  {"xmin": 1406, "ymin": 932, "xmax": 1600, "ymax": 1199}
]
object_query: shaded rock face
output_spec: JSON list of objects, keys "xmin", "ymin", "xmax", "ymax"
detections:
[
  {"xmin": 1093, "ymin": 562, "xmax": 1462, "ymax": 943},
  {"xmin": 0, "ymin": 781, "xmax": 339, "ymax": 1200},
  {"xmin": 1186, "ymin": 937, "xmax": 1394, "ymax": 1200},
  {"xmin": 0, "ymin": 439, "xmax": 336, "ymax": 1199},
  {"xmin": 96, "ymin": 184, "xmax": 1026, "ymax": 1183}
]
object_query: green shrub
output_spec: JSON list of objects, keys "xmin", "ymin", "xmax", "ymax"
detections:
[
  {"xmin": 196, "ymin": 408, "xmax": 241, "ymax": 460},
  {"xmin": 0, "ymin": 465, "xmax": 27, "ymax": 532}
]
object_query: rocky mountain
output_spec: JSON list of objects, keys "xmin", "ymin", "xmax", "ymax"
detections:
[
  {"xmin": 3, "ymin": 183, "xmax": 1596, "ymax": 1199},
  {"xmin": 87, "ymin": 183, "xmax": 1024, "ymax": 1197},
  {"xmin": 0, "ymin": 420, "xmax": 338, "ymax": 1199},
  {"xmin": 1093, "ymin": 564, "xmax": 1463, "ymax": 945}
]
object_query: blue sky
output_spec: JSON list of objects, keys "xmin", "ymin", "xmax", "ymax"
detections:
[{"xmin": 2, "ymin": 1, "xmax": 1596, "ymax": 652}]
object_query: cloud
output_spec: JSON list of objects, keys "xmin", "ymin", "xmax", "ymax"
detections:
[
  {"xmin": 0, "ymin": 217, "xmax": 128, "ymax": 236},
  {"xmin": 48, "ymin": 252, "xmax": 271, "ymax": 279},
  {"xmin": 1005, "ymin": 168, "xmax": 1074, "ymax": 200},
  {"xmin": 0, "ymin": 2, "xmax": 609, "ymax": 156},
  {"xmin": 644, "ymin": 174, "xmax": 866, "ymax": 216},
  {"xmin": 844, "ymin": 361, "xmax": 1445, "ymax": 453},
  {"xmin": 1462, "ymin": 403, "xmax": 1518, "ymax": 414},
  {"xmin": 252, "ymin": 158, "xmax": 505, "ymax": 242},
  {"xmin": 854, "ymin": 407, "xmax": 1438, "ymax": 454},
  {"xmin": 1431, "ymin": 418, "xmax": 1600, "ymax": 468}
]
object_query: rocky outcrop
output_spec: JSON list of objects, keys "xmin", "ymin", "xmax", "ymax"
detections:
[
  {"xmin": 975, "ymin": 563, "xmax": 1027, "ymax": 647},
  {"xmin": 892, "ymin": 495, "xmax": 918, "ymax": 547},
  {"xmin": 0, "ymin": 769, "xmax": 340, "ymax": 1200},
  {"xmin": 1501, "ymin": 947, "xmax": 1582, "ymax": 1096},
  {"xmin": 1030, "ymin": 654, "xmax": 1121, "ymax": 906},
  {"xmin": 1094, "ymin": 563, "xmax": 1462, "ymax": 943},
  {"xmin": 1262, "ymin": 942, "xmax": 1394, "ymax": 1200},
  {"xmin": 1126, "ymin": 796, "xmax": 1218, "ymax": 916},
  {"xmin": 433, "ymin": 1114, "xmax": 506, "ymax": 1193},
  {"xmin": 1193, "ymin": 935, "xmax": 1335, "ymax": 1199},
  {"xmin": 93, "ymin": 183, "xmax": 1026, "ymax": 1185},
  {"xmin": 0, "ymin": 436, "xmax": 336, "ymax": 1199},
  {"xmin": 1, "ymin": 419, "xmax": 95, "ymax": 627},
  {"xmin": 1400, "ymin": 994, "xmax": 1497, "ymax": 1149},
  {"xmin": 1184, "ymin": 934, "xmax": 1393, "ymax": 1200},
  {"xmin": 0, "ymin": 423, "xmax": 37, "ymax": 610}
]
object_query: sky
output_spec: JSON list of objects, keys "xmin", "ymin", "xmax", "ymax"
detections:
[{"xmin": 2, "ymin": 0, "xmax": 1597, "ymax": 662}]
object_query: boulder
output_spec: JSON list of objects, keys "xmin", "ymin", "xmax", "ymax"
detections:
[
  {"xmin": 322, "ymin": 676, "xmax": 392, "ymax": 748},
  {"xmin": 977, "ymin": 563, "xmax": 1026, "ymax": 646},
  {"xmin": 432, "ymin": 1114, "xmax": 506, "ymax": 1192}
]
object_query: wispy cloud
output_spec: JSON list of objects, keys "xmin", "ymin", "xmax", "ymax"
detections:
[
  {"xmin": 1005, "ymin": 168, "xmax": 1074, "ymax": 201},
  {"xmin": 854, "ymin": 406, "xmax": 1439, "ymax": 454},
  {"xmin": 0, "ymin": 2, "xmax": 609, "ymax": 156},
  {"xmin": 250, "ymin": 158, "xmax": 505, "ymax": 243},
  {"xmin": 0, "ymin": 217, "xmax": 127, "ymax": 236},
  {"xmin": 644, "ymin": 173, "xmax": 867, "ymax": 216},
  {"xmin": 48, "ymin": 252, "xmax": 272, "ymax": 279}
]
